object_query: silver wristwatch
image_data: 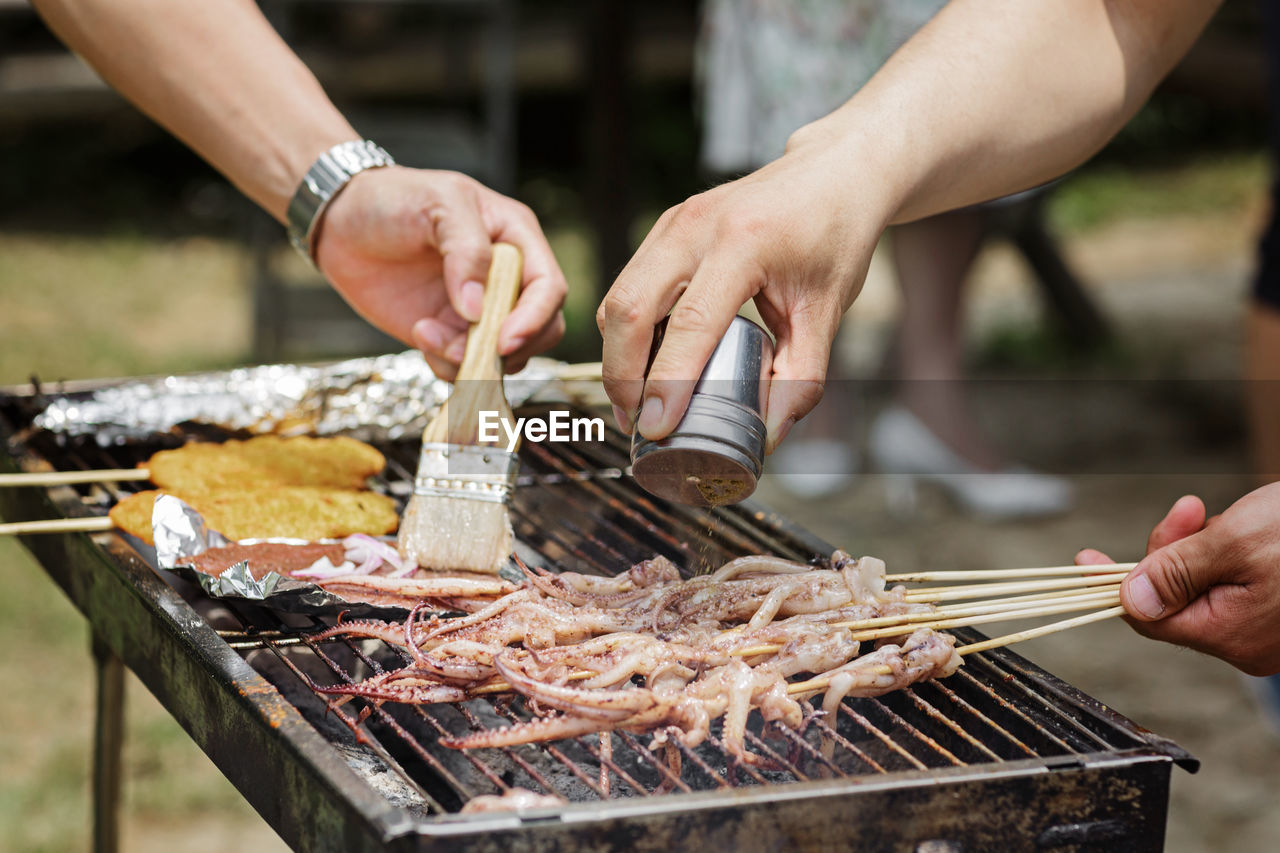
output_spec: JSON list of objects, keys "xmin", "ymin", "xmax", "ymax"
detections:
[{"xmin": 286, "ymin": 139, "xmax": 396, "ymax": 263}]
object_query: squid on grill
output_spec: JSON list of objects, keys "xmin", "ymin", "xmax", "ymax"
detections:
[
  {"xmin": 439, "ymin": 628, "xmax": 960, "ymax": 762},
  {"xmin": 307, "ymin": 551, "xmax": 962, "ymax": 764}
]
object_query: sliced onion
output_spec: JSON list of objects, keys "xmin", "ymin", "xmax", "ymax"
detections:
[
  {"xmin": 294, "ymin": 556, "xmax": 357, "ymax": 579},
  {"xmin": 340, "ymin": 534, "xmax": 417, "ymax": 577}
]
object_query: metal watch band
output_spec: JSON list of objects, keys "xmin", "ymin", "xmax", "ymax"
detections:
[{"xmin": 286, "ymin": 139, "xmax": 395, "ymax": 263}]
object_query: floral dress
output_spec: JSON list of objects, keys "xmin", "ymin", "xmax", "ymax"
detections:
[{"xmin": 699, "ymin": 0, "xmax": 948, "ymax": 172}]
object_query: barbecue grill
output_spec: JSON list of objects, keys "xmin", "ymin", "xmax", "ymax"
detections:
[{"xmin": 0, "ymin": 378, "xmax": 1197, "ymax": 852}]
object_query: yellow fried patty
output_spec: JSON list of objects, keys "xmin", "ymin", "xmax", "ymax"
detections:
[
  {"xmin": 145, "ymin": 435, "xmax": 385, "ymax": 493},
  {"xmin": 109, "ymin": 487, "xmax": 398, "ymax": 545}
]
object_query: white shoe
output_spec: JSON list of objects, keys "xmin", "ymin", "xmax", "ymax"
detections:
[
  {"xmin": 868, "ymin": 406, "xmax": 1073, "ymax": 519},
  {"xmin": 768, "ymin": 438, "xmax": 858, "ymax": 499}
]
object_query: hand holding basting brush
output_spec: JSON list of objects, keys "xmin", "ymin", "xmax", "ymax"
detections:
[{"xmin": 398, "ymin": 243, "xmax": 523, "ymax": 574}]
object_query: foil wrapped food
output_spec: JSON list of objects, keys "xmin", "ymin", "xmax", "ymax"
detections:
[
  {"xmin": 152, "ymin": 494, "xmax": 287, "ymax": 602},
  {"xmin": 35, "ymin": 351, "xmax": 576, "ymax": 444},
  {"xmin": 151, "ymin": 494, "xmax": 521, "ymax": 615}
]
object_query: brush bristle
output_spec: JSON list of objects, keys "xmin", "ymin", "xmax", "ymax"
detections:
[{"xmin": 398, "ymin": 494, "xmax": 513, "ymax": 574}]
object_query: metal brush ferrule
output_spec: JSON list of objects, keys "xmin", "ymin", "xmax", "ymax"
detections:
[{"xmin": 412, "ymin": 443, "xmax": 519, "ymax": 504}]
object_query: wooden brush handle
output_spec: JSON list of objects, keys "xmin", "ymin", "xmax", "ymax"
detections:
[
  {"xmin": 424, "ymin": 243, "xmax": 523, "ymax": 444},
  {"xmin": 456, "ymin": 242, "xmax": 523, "ymax": 384}
]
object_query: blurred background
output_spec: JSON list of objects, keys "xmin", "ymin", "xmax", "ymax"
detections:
[{"xmin": 2, "ymin": 0, "xmax": 1279, "ymax": 850}]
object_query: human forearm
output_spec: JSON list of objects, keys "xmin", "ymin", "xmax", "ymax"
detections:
[
  {"xmin": 32, "ymin": 0, "xmax": 568, "ymax": 373},
  {"xmin": 793, "ymin": 0, "xmax": 1222, "ymax": 225},
  {"xmin": 600, "ymin": 0, "xmax": 1222, "ymax": 448},
  {"xmin": 32, "ymin": 0, "xmax": 355, "ymax": 221}
]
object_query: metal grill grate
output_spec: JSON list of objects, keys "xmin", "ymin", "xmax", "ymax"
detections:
[{"xmin": 0, "ymin": 389, "xmax": 1196, "ymax": 849}]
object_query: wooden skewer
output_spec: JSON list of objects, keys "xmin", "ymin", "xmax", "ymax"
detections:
[
  {"xmin": 439, "ymin": 602, "xmax": 1132, "ymax": 699},
  {"xmin": 468, "ymin": 596, "xmax": 1124, "ymax": 693},
  {"xmin": 552, "ymin": 361, "xmax": 603, "ymax": 382},
  {"xmin": 847, "ymin": 593, "xmax": 1120, "ymax": 643},
  {"xmin": 953, "ymin": 605, "xmax": 1127, "ymax": 655},
  {"xmin": 470, "ymin": 667, "xmax": 597, "ymax": 696},
  {"xmin": 784, "ymin": 666, "xmax": 887, "ymax": 697},
  {"xmin": 905, "ymin": 572, "xmax": 1130, "ymax": 598},
  {"xmin": 732, "ymin": 588, "xmax": 1122, "ymax": 657},
  {"xmin": 794, "ymin": 583, "xmax": 1120, "ymax": 627},
  {"xmin": 933, "ymin": 583, "xmax": 1124, "ymax": 608},
  {"xmin": 785, "ymin": 605, "xmax": 1127, "ymax": 696},
  {"xmin": 471, "ymin": 679, "xmax": 519, "ymax": 696},
  {"xmin": 859, "ymin": 585, "xmax": 1121, "ymax": 627},
  {"xmin": 0, "ymin": 516, "xmax": 114, "ymax": 536},
  {"xmin": 471, "ymin": 604, "xmax": 1132, "ymax": 699},
  {"xmin": 885, "ymin": 562, "xmax": 1136, "ymax": 583},
  {"xmin": 0, "ymin": 468, "xmax": 150, "ymax": 487},
  {"xmin": 904, "ymin": 572, "xmax": 1129, "ymax": 603}
]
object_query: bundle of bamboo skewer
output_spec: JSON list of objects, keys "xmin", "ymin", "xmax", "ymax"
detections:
[
  {"xmin": 0, "ymin": 466, "xmax": 146, "ymax": 537},
  {"xmin": 288, "ymin": 561, "xmax": 1135, "ymax": 700},
  {"xmin": 432, "ymin": 595, "xmax": 1130, "ymax": 700},
  {"xmin": 786, "ymin": 563, "xmax": 1133, "ymax": 694}
]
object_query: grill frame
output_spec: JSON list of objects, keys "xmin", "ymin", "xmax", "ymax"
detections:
[{"xmin": 0, "ymin": 381, "xmax": 1195, "ymax": 851}]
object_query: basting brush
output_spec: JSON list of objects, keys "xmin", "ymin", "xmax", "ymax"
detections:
[{"xmin": 399, "ymin": 243, "xmax": 523, "ymax": 574}]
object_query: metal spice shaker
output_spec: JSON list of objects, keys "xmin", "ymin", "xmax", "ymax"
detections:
[{"xmin": 631, "ymin": 316, "xmax": 774, "ymax": 506}]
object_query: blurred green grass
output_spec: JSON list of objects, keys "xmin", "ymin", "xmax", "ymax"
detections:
[
  {"xmin": 0, "ymin": 234, "xmax": 251, "ymax": 385},
  {"xmin": 1051, "ymin": 151, "xmax": 1268, "ymax": 234},
  {"xmin": 0, "ymin": 234, "xmax": 286, "ymax": 850},
  {"xmin": 0, "ymin": 541, "xmax": 91, "ymax": 852}
]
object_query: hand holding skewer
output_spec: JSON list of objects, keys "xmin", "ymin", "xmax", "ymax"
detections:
[{"xmin": 1078, "ymin": 488, "xmax": 1280, "ymax": 677}]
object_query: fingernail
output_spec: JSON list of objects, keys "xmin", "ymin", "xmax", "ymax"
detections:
[
  {"xmin": 1127, "ymin": 574, "xmax": 1165, "ymax": 619},
  {"xmin": 612, "ymin": 405, "xmax": 632, "ymax": 434},
  {"xmin": 446, "ymin": 337, "xmax": 467, "ymax": 363},
  {"xmin": 460, "ymin": 280, "xmax": 485, "ymax": 322},
  {"xmin": 501, "ymin": 335, "xmax": 526, "ymax": 356},
  {"xmin": 637, "ymin": 396, "xmax": 664, "ymax": 436},
  {"xmin": 766, "ymin": 416, "xmax": 795, "ymax": 455},
  {"xmin": 414, "ymin": 320, "xmax": 444, "ymax": 352},
  {"xmin": 774, "ymin": 416, "xmax": 796, "ymax": 448}
]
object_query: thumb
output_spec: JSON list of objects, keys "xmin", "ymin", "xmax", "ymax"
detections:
[
  {"xmin": 433, "ymin": 197, "xmax": 494, "ymax": 324},
  {"xmin": 1122, "ymin": 530, "xmax": 1224, "ymax": 621}
]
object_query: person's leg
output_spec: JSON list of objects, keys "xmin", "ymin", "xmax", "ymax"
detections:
[
  {"xmin": 870, "ymin": 207, "xmax": 1072, "ymax": 518},
  {"xmin": 765, "ymin": 324, "xmax": 859, "ymax": 498},
  {"xmin": 890, "ymin": 209, "xmax": 999, "ymax": 470}
]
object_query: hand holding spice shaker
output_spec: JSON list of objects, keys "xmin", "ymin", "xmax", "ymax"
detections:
[{"xmin": 631, "ymin": 316, "xmax": 773, "ymax": 506}]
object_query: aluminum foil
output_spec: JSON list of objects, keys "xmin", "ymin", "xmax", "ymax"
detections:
[
  {"xmin": 152, "ymin": 493, "xmax": 357, "ymax": 612},
  {"xmin": 150, "ymin": 494, "xmax": 520, "ymax": 615},
  {"xmin": 35, "ymin": 351, "xmax": 572, "ymax": 445}
]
